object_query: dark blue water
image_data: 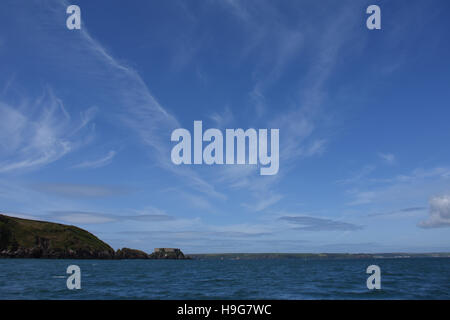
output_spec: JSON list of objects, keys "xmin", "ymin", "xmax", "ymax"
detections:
[{"xmin": 0, "ymin": 258, "xmax": 449, "ymax": 299}]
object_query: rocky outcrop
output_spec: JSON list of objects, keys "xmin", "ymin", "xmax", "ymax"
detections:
[
  {"xmin": 115, "ymin": 248, "xmax": 149, "ymax": 259},
  {"xmin": 149, "ymin": 248, "xmax": 186, "ymax": 259}
]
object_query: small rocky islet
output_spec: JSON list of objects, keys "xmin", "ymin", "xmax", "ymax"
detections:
[{"xmin": 0, "ymin": 214, "xmax": 187, "ymax": 259}]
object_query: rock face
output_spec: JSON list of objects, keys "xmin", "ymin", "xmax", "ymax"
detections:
[
  {"xmin": 115, "ymin": 248, "xmax": 149, "ymax": 259},
  {"xmin": 149, "ymin": 248, "xmax": 186, "ymax": 259},
  {"xmin": 0, "ymin": 214, "xmax": 188, "ymax": 259},
  {"xmin": 0, "ymin": 214, "xmax": 115, "ymax": 259}
]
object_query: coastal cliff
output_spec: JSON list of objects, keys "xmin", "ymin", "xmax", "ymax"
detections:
[{"xmin": 0, "ymin": 214, "xmax": 187, "ymax": 259}]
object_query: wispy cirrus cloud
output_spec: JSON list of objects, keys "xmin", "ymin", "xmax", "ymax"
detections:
[
  {"xmin": 378, "ymin": 152, "xmax": 396, "ymax": 165},
  {"xmin": 48, "ymin": 211, "xmax": 116, "ymax": 224},
  {"xmin": 6, "ymin": 0, "xmax": 225, "ymax": 202},
  {"xmin": 337, "ymin": 165, "xmax": 376, "ymax": 185},
  {"xmin": 1, "ymin": 209, "xmax": 175, "ymax": 225},
  {"xmin": 72, "ymin": 150, "xmax": 116, "ymax": 169},
  {"xmin": 242, "ymin": 193, "xmax": 283, "ymax": 212},
  {"xmin": 178, "ymin": 191, "xmax": 216, "ymax": 211},
  {"xmin": 0, "ymin": 88, "xmax": 95, "ymax": 173},
  {"xmin": 213, "ymin": 1, "xmax": 361, "ymax": 211},
  {"xmin": 0, "ymin": 211, "xmax": 40, "ymax": 221},
  {"xmin": 280, "ymin": 215, "xmax": 363, "ymax": 232},
  {"xmin": 209, "ymin": 106, "xmax": 234, "ymax": 129},
  {"xmin": 381, "ymin": 167, "xmax": 450, "ymax": 183},
  {"xmin": 345, "ymin": 166, "xmax": 450, "ymax": 207},
  {"xmin": 347, "ymin": 190, "xmax": 377, "ymax": 206},
  {"xmin": 47, "ymin": 210, "xmax": 175, "ymax": 224},
  {"xmin": 368, "ymin": 206, "xmax": 427, "ymax": 217},
  {"xmin": 31, "ymin": 183, "xmax": 129, "ymax": 198},
  {"xmin": 69, "ymin": 0, "xmax": 225, "ymax": 201}
]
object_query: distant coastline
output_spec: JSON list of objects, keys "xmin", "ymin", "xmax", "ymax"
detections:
[
  {"xmin": 2, "ymin": 213, "xmax": 449, "ymax": 260},
  {"xmin": 188, "ymin": 252, "xmax": 450, "ymax": 260}
]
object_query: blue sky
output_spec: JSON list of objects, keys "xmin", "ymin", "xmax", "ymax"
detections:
[{"xmin": 1, "ymin": 0, "xmax": 450, "ymax": 253}]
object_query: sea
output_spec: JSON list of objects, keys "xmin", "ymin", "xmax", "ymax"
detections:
[{"xmin": 0, "ymin": 258, "xmax": 449, "ymax": 299}]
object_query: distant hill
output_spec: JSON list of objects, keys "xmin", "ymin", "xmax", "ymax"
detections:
[
  {"xmin": 0, "ymin": 213, "xmax": 188, "ymax": 259},
  {"xmin": 0, "ymin": 214, "xmax": 115, "ymax": 258}
]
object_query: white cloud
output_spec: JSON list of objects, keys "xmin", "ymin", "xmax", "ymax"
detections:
[{"xmin": 419, "ymin": 195, "xmax": 450, "ymax": 228}]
